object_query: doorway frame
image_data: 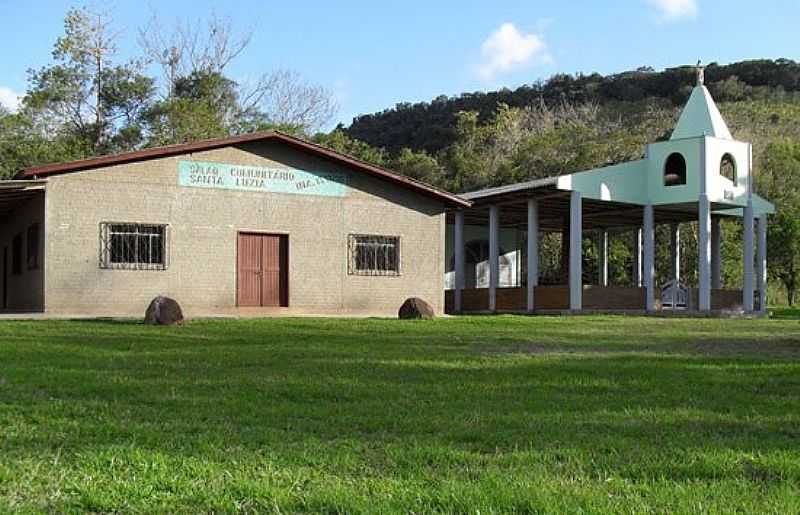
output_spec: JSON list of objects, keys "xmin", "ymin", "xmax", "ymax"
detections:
[{"xmin": 235, "ymin": 231, "xmax": 290, "ymax": 308}]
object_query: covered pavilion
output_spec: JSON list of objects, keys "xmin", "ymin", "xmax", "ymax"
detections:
[{"xmin": 445, "ymin": 67, "xmax": 775, "ymax": 315}]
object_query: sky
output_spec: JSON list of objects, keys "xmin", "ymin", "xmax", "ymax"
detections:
[{"xmin": 1, "ymin": 0, "xmax": 799, "ymax": 128}]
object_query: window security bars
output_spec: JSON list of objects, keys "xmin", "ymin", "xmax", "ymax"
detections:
[
  {"xmin": 348, "ymin": 234, "xmax": 400, "ymax": 276},
  {"xmin": 99, "ymin": 223, "xmax": 168, "ymax": 270}
]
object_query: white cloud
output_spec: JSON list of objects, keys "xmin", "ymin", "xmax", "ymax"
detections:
[
  {"xmin": 0, "ymin": 86, "xmax": 22, "ymax": 112},
  {"xmin": 476, "ymin": 23, "xmax": 550, "ymax": 81},
  {"xmin": 648, "ymin": 0, "xmax": 698, "ymax": 20}
]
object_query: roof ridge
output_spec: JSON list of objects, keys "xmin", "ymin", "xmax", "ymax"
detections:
[
  {"xmin": 17, "ymin": 130, "xmax": 278, "ymax": 178},
  {"xmin": 15, "ymin": 131, "xmax": 470, "ymax": 208}
]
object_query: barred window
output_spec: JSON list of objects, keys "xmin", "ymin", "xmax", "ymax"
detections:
[
  {"xmin": 348, "ymin": 234, "xmax": 400, "ymax": 276},
  {"xmin": 100, "ymin": 223, "xmax": 168, "ymax": 270}
]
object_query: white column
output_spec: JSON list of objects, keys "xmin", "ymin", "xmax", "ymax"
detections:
[
  {"xmin": 711, "ymin": 217, "xmax": 722, "ymax": 289},
  {"xmin": 454, "ymin": 210, "xmax": 465, "ymax": 314},
  {"xmin": 668, "ymin": 224, "xmax": 681, "ymax": 310},
  {"xmin": 698, "ymin": 194, "xmax": 711, "ymax": 311},
  {"xmin": 669, "ymin": 224, "xmax": 680, "ymax": 282},
  {"xmin": 489, "ymin": 205, "xmax": 500, "ymax": 312},
  {"xmin": 569, "ymin": 191, "xmax": 582, "ymax": 311},
  {"xmin": 643, "ymin": 204, "xmax": 655, "ymax": 311},
  {"xmin": 526, "ymin": 199, "xmax": 539, "ymax": 313},
  {"xmin": 757, "ymin": 215, "xmax": 768, "ymax": 312},
  {"xmin": 743, "ymin": 201, "xmax": 755, "ymax": 312},
  {"xmin": 633, "ymin": 228, "xmax": 642, "ymax": 287},
  {"xmin": 598, "ymin": 230, "xmax": 608, "ymax": 287},
  {"xmin": 669, "ymin": 224, "xmax": 681, "ymax": 282}
]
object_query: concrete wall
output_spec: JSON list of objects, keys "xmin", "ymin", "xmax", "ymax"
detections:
[
  {"xmin": 0, "ymin": 194, "xmax": 45, "ymax": 311},
  {"xmin": 646, "ymin": 137, "xmax": 703, "ymax": 206},
  {"xmin": 704, "ymin": 138, "xmax": 750, "ymax": 206},
  {"xmin": 43, "ymin": 140, "xmax": 446, "ymax": 317}
]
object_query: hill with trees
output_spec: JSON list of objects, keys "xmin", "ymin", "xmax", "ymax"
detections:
[{"xmin": 345, "ymin": 59, "xmax": 800, "ymax": 154}]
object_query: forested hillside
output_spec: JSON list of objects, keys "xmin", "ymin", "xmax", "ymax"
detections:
[{"xmin": 345, "ymin": 59, "xmax": 800, "ymax": 154}]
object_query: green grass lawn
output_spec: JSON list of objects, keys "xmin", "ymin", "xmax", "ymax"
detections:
[{"xmin": 1, "ymin": 312, "xmax": 799, "ymax": 513}]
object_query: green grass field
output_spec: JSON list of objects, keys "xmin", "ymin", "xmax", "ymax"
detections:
[{"xmin": 1, "ymin": 313, "xmax": 799, "ymax": 513}]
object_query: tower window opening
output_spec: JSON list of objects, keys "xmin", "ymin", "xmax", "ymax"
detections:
[
  {"xmin": 720, "ymin": 153, "xmax": 736, "ymax": 183},
  {"xmin": 664, "ymin": 153, "xmax": 687, "ymax": 187}
]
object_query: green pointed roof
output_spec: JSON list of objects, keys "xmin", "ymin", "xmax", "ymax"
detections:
[{"xmin": 671, "ymin": 86, "xmax": 732, "ymax": 140}]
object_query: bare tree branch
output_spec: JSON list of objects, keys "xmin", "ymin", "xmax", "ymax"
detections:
[
  {"xmin": 242, "ymin": 69, "xmax": 338, "ymax": 132},
  {"xmin": 139, "ymin": 11, "xmax": 338, "ymax": 133},
  {"xmin": 139, "ymin": 10, "xmax": 253, "ymax": 97}
]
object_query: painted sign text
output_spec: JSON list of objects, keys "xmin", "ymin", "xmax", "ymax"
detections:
[{"xmin": 178, "ymin": 160, "xmax": 347, "ymax": 197}]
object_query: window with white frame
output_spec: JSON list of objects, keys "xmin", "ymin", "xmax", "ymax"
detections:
[
  {"xmin": 100, "ymin": 223, "xmax": 168, "ymax": 270},
  {"xmin": 348, "ymin": 234, "xmax": 400, "ymax": 276}
]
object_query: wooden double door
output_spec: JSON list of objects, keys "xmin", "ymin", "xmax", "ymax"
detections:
[{"xmin": 237, "ymin": 233, "xmax": 289, "ymax": 307}]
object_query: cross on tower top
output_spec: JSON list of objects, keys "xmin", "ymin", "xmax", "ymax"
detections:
[{"xmin": 696, "ymin": 60, "xmax": 705, "ymax": 86}]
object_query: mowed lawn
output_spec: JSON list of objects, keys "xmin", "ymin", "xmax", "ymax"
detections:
[{"xmin": 1, "ymin": 314, "xmax": 799, "ymax": 513}]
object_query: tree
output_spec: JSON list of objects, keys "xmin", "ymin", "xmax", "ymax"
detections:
[
  {"xmin": 145, "ymin": 70, "xmax": 241, "ymax": 145},
  {"xmin": 139, "ymin": 12, "xmax": 337, "ymax": 135},
  {"xmin": 139, "ymin": 11, "xmax": 253, "ymax": 98},
  {"xmin": 389, "ymin": 148, "xmax": 446, "ymax": 186},
  {"xmin": 438, "ymin": 100, "xmax": 666, "ymax": 193},
  {"xmin": 251, "ymin": 69, "xmax": 338, "ymax": 133},
  {"xmin": 313, "ymin": 129, "xmax": 386, "ymax": 165},
  {"xmin": 0, "ymin": 109, "xmax": 88, "ymax": 178},
  {"xmin": 25, "ymin": 6, "xmax": 155, "ymax": 154},
  {"xmin": 760, "ymin": 140, "xmax": 800, "ymax": 304},
  {"xmin": 708, "ymin": 76, "xmax": 751, "ymax": 102}
]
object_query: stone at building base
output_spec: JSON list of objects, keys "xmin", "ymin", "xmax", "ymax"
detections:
[
  {"xmin": 144, "ymin": 296, "xmax": 184, "ymax": 326},
  {"xmin": 399, "ymin": 297, "xmax": 435, "ymax": 320}
]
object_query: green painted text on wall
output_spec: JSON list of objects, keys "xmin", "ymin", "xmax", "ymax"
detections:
[{"xmin": 178, "ymin": 160, "xmax": 347, "ymax": 197}]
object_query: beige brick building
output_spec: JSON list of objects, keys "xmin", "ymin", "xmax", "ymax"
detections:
[{"xmin": 0, "ymin": 132, "xmax": 468, "ymax": 317}]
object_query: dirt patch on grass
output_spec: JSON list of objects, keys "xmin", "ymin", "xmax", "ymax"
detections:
[{"xmin": 482, "ymin": 338, "xmax": 800, "ymax": 358}]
